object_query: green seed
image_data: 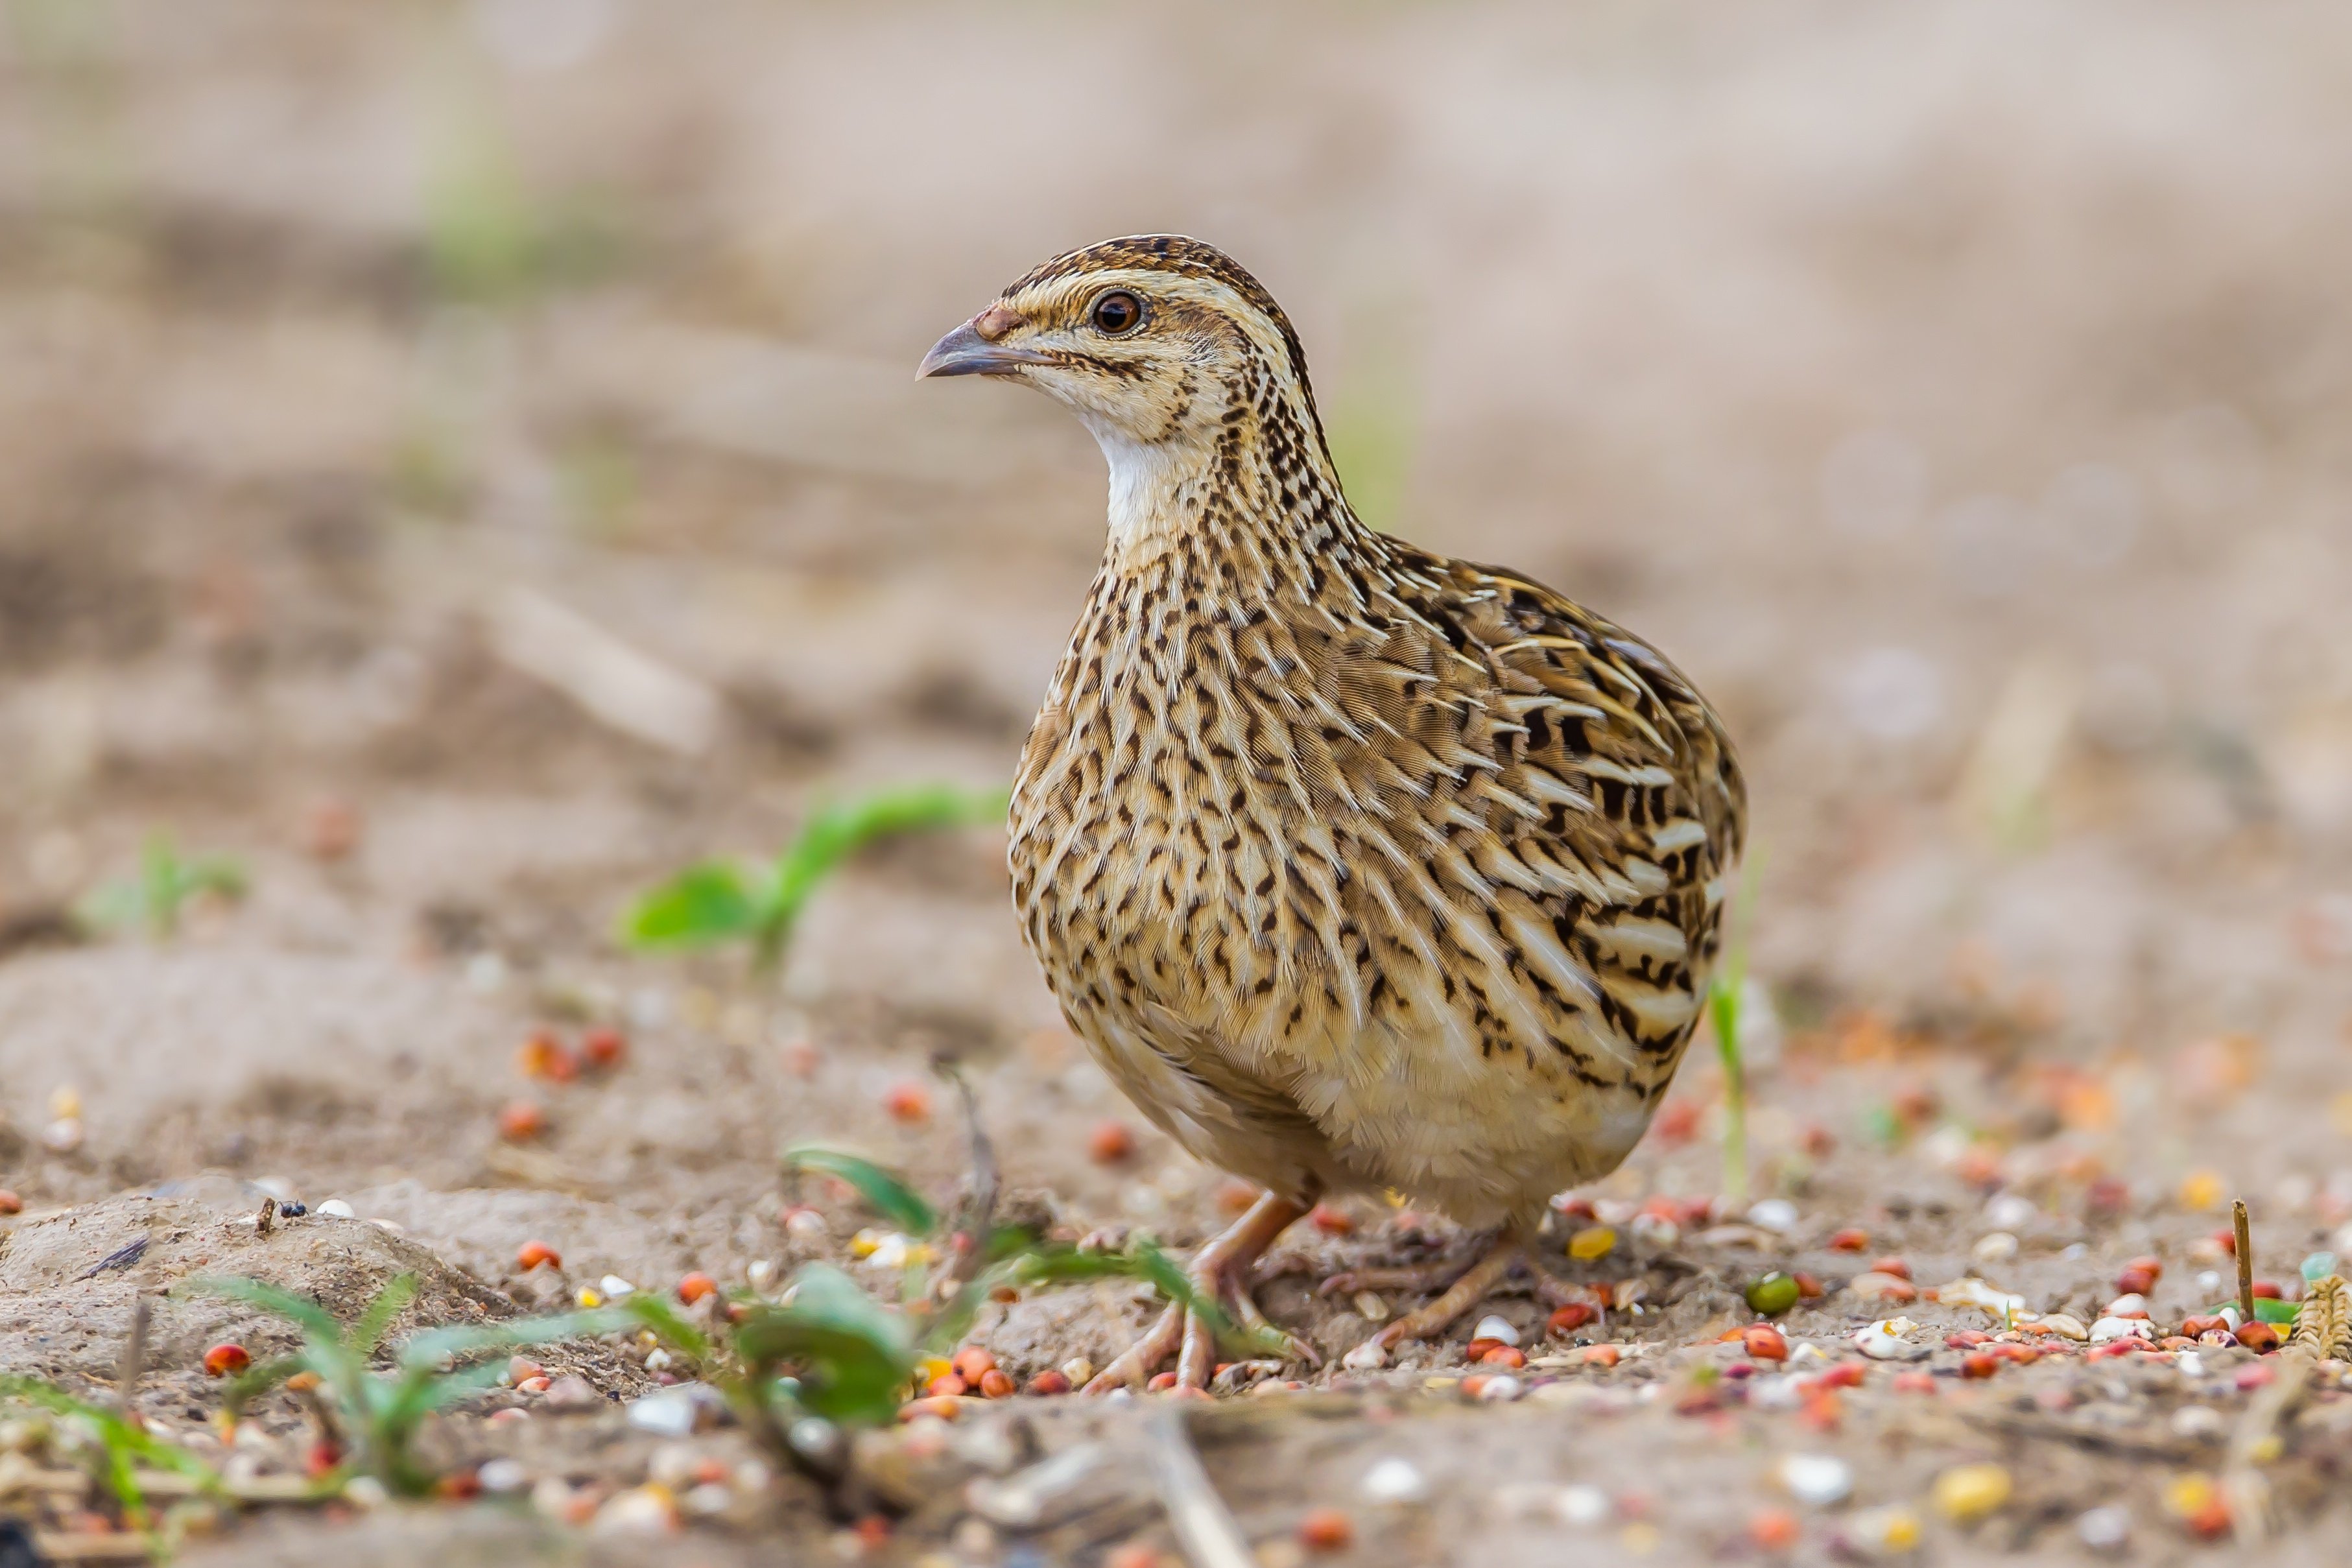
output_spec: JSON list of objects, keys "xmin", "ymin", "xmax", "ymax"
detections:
[{"xmin": 1747, "ymin": 1272, "xmax": 1800, "ymax": 1316}]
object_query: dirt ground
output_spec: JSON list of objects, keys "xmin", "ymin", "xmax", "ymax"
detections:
[{"xmin": 4, "ymin": 2, "xmax": 2352, "ymax": 1563}]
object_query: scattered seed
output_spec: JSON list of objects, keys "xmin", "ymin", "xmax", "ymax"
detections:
[
  {"xmin": 1359, "ymin": 1456, "xmax": 1429, "ymax": 1504},
  {"xmin": 1931, "ymin": 1464, "xmax": 2012, "ymax": 1522},
  {"xmin": 677, "ymin": 1272, "xmax": 717, "ymax": 1305},
  {"xmin": 580, "ymin": 1027, "xmax": 628, "ymax": 1070},
  {"xmin": 2076, "ymin": 1505, "xmax": 2131, "ymax": 1552},
  {"xmin": 1971, "ymin": 1231, "xmax": 2019, "ymax": 1264},
  {"xmin": 1297, "ymin": 1507, "xmax": 1355, "ymax": 1551},
  {"xmin": 1847, "ymin": 1271, "xmax": 1917, "ymax": 1303},
  {"xmin": 1779, "ymin": 1453, "xmax": 1852, "ymax": 1507},
  {"xmin": 1748, "ymin": 1199, "xmax": 1800, "ymax": 1233},
  {"xmin": 1567, "ymin": 1226, "xmax": 1616, "ymax": 1261},
  {"xmin": 979, "ymin": 1369, "xmax": 1015, "ymax": 1398},
  {"xmin": 1354, "ymin": 1290, "xmax": 1390, "ymax": 1322},
  {"xmin": 1086, "ymin": 1121, "xmax": 1137, "ymax": 1163},
  {"xmin": 202, "ymin": 1344, "xmax": 250, "ymax": 1377},
  {"xmin": 499, "ymin": 1101, "xmax": 548, "ymax": 1141},
  {"xmin": 316, "ymin": 1198, "xmax": 355, "ymax": 1219},
  {"xmin": 1547, "ymin": 1301, "xmax": 1597, "ymax": 1335},
  {"xmin": 1746, "ymin": 1272, "xmax": 1800, "ymax": 1316},
  {"xmin": 1060, "ymin": 1357, "xmax": 1095, "ymax": 1386},
  {"xmin": 882, "ymin": 1082, "xmax": 932, "ymax": 1123},
  {"xmin": 1025, "ymin": 1370, "xmax": 1070, "ymax": 1396},
  {"xmin": 517, "ymin": 1031, "xmax": 578, "ymax": 1083},
  {"xmin": 1471, "ymin": 1314, "xmax": 1520, "ymax": 1348},
  {"xmin": 1309, "ymin": 1202, "xmax": 1355, "ymax": 1235},
  {"xmin": 1744, "ymin": 1324, "xmax": 1788, "ymax": 1362},
  {"xmin": 1829, "ymin": 1228, "xmax": 1869, "ymax": 1252},
  {"xmin": 517, "ymin": 1240, "xmax": 561, "ymax": 1272},
  {"xmin": 1748, "ymin": 1507, "xmax": 1800, "ymax": 1552},
  {"xmin": 1845, "ymin": 1506, "xmax": 1921, "ymax": 1554},
  {"xmin": 1853, "ymin": 1319, "xmax": 1929, "ymax": 1360}
]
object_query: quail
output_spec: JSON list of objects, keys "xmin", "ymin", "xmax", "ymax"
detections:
[{"xmin": 920, "ymin": 236, "xmax": 1745, "ymax": 1388}]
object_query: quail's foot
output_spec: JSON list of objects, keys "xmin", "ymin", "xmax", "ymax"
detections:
[
  {"xmin": 1336, "ymin": 1233, "xmax": 1527, "ymax": 1368},
  {"xmin": 1084, "ymin": 1191, "xmax": 1316, "ymax": 1393}
]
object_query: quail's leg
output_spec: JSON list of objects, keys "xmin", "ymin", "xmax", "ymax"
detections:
[
  {"xmin": 1086, "ymin": 1191, "xmax": 1311, "ymax": 1394},
  {"xmin": 1342, "ymin": 1231, "xmax": 1526, "ymax": 1364}
]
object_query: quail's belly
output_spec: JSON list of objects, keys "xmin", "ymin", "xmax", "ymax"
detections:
[{"xmin": 1008, "ymin": 555, "xmax": 1730, "ymax": 1226}]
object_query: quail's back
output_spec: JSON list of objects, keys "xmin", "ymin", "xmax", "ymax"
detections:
[{"xmin": 932, "ymin": 236, "xmax": 1744, "ymax": 1230}]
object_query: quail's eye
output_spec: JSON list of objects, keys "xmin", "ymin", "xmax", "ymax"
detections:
[{"xmin": 1089, "ymin": 291, "xmax": 1143, "ymax": 335}]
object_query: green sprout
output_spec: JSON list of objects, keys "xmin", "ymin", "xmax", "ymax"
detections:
[
  {"xmin": 77, "ymin": 833, "xmax": 247, "ymax": 940},
  {"xmin": 1706, "ymin": 851, "xmax": 1764, "ymax": 1205},
  {"xmin": 0, "ymin": 1376, "xmax": 219, "ymax": 1541},
  {"xmin": 180, "ymin": 1275, "xmax": 619, "ymax": 1498},
  {"xmin": 621, "ymin": 784, "xmax": 1006, "ymax": 973}
]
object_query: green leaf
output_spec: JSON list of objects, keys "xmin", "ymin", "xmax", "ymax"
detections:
[
  {"xmin": 396, "ymin": 1306, "xmax": 631, "ymax": 1376},
  {"xmin": 618, "ymin": 861, "xmax": 766, "ymax": 951},
  {"xmin": 350, "ymin": 1274, "xmax": 420, "ymax": 1360},
  {"xmin": 783, "ymin": 1146, "xmax": 938, "ymax": 1237},
  {"xmin": 2255, "ymin": 1298, "xmax": 2301, "ymax": 1325},
  {"xmin": 759, "ymin": 786, "xmax": 1006, "ymax": 967},
  {"xmin": 732, "ymin": 1265, "xmax": 914, "ymax": 1427},
  {"xmin": 617, "ymin": 1295, "xmax": 714, "ymax": 1364}
]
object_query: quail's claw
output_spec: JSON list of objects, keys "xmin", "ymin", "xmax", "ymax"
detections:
[
  {"xmin": 1082, "ymin": 1303, "xmax": 1183, "ymax": 1393},
  {"xmin": 1081, "ymin": 1191, "xmax": 1313, "ymax": 1394}
]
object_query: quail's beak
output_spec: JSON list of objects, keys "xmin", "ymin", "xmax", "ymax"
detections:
[{"xmin": 917, "ymin": 303, "xmax": 1051, "ymax": 379}]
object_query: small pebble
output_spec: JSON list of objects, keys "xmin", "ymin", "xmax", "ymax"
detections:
[
  {"xmin": 1984, "ymin": 1193, "xmax": 2037, "ymax": 1230},
  {"xmin": 41, "ymin": 1118, "xmax": 82, "ymax": 1154},
  {"xmin": 344, "ymin": 1476, "xmax": 389, "ymax": 1510},
  {"xmin": 784, "ymin": 1207, "xmax": 827, "ymax": 1243},
  {"xmin": 1778, "ymin": 1453, "xmax": 1852, "ymax": 1507},
  {"xmin": 591, "ymin": 1484, "xmax": 678, "ymax": 1536},
  {"xmin": 2103, "ymin": 1293, "xmax": 2149, "ymax": 1319},
  {"xmin": 1354, "ymin": 1291, "xmax": 1389, "ymax": 1322},
  {"xmin": 477, "ymin": 1458, "xmax": 527, "ymax": 1494},
  {"xmin": 599, "ymin": 1274, "xmax": 637, "ymax": 1299},
  {"xmin": 2076, "ymin": 1504, "xmax": 2131, "ymax": 1552},
  {"xmin": 1359, "ymin": 1456, "xmax": 1429, "ymax": 1504},
  {"xmin": 1930, "ymin": 1463, "xmax": 2012, "ymax": 1522},
  {"xmin": 544, "ymin": 1375, "xmax": 600, "ymax": 1410},
  {"xmin": 2091, "ymin": 1317, "xmax": 2152, "ymax": 1344},
  {"xmin": 1556, "ymin": 1484, "xmax": 1611, "ymax": 1526},
  {"xmin": 1060, "ymin": 1357, "xmax": 1095, "ymax": 1385}
]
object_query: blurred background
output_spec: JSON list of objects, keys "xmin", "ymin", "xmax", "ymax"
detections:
[{"xmin": 1, "ymin": 0, "xmax": 2349, "ymax": 1204}]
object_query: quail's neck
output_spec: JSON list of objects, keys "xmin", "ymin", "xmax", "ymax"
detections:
[{"xmin": 1090, "ymin": 405, "xmax": 1361, "ymax": 588}]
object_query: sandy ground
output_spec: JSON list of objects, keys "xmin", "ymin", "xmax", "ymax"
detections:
[{"xmin": 3, "ymin": 2, "xmax": 2352, "ymax": 1563}]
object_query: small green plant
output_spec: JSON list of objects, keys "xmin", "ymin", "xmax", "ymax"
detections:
[
  {"xmin": 77, "ymin": 833, "xmax": 247, "ymax": 939},
  {"xmin": 1706, "ymin": 851, "xmax": 1764, "ymax": 1205},
  {"xmin": 0, "ymin": 1375, "xmax": 219, "ymax": 1539},
  {"xmin": 621, "ymin": 784, "xmax": 1006, "ymax": 973},
  {"xmin": 182, "ymin": 1274, "xmax": 617, "ymax": 1497}
]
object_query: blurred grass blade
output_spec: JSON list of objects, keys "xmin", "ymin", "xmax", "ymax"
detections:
[
  {"xmin": 785, "ymin": 1146, "xmax": 938, "ymax": 1237},
  {"xmin": 731, "ymin": 1264, "xmax": 913, "ymax": 1427},
  {"xmin": 619, "ymin": 861, "xmax": 765, "ymax": 949},
  {"xmin": 349, "ymin": 1274, "xmax": 420, "ymax": 1360}
]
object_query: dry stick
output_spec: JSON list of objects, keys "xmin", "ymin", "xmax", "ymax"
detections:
[
  {"xmin": 2233, "ymin": 1199, "xmax": 2255, "ymax": 1325},
  {"xmin": 1147, "ymin": 1409, "xmax": 1255, "ymax": 1568},
  {"xmin": 113, "ymin": 1298, "xmax": 150, "ymax": 1419}
]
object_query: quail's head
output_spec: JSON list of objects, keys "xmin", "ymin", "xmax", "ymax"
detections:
[{"xmin": 918, "ymin": 234, "xmax": 1325, "ymax": 460}]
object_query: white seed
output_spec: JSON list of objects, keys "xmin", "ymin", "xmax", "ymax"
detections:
[
  {"xmin": 2090, "ymin": 1317, "xmax": 2152, "ymax": 1344},
  {"xmin": 2033, "ymin": 1313, "xmax": 2089, "ymax": 1341},
  {"xmin": 1342, "ymin": 1341, "xmax": 1389, "ymax": 1371},
  {"xmin": 1556, "ymin": 1484, "xmax": 1611, "ymax": 1526},
  {"xmin": 1059, "ymin": 1357, "xmax": 1095, "ymax": 1386},
  {"xmin": 599, "ymin": 1274, "xmax": 637, "ymax": 1299},
  {"xmin": 1471, "ymin": 1315, "xmax": 1520, "ymax": 1348},
  {"xmin": 1353, "ymin": 1291, "xmax": 1388, "ymax": 1322},
  {"xmin": 2103, "ymin": 1293, "xmax": 2148, "ymax": 1318},
  {"xmin": 1971, "ymin": 1231, "xmax": 2020, "ymax": 1265},
  {"xmin": 2176, "ymin": 1351, "xmax": 2205, "ymax": 1378},
  {"xmin": 1985, "ymin": 1193, "xmax": 2037, "ymax": 1230},
  {"xmin": 40, "ymin": 1118, "xmax": 82, "ymax": 1154},
  {"xmin": 1359, "ymin": 1456, "xmax": 1429, "ymax": 1504},
  {"xmin": 746, "ymin": 1259, "xmax": 779, "ymax": 1292},
  {"xmin": 343, "ymin": 1476, "xmax": 388, "ymax": 1510},
  {"xmin": 1853, "ymin": 1318, "xmax": 1929, "ymax": 1360},
  {"xmin": 1746, "ymin": 1199, "xmax": 1798, "ymax": 1233},
  {"xmin": 315, "ymin": 1199, "xmax": 355, "ymax": 1219},
  {"xmin": 645, "ymin": 1348, "xmax": 674, "ymax": 1373},
  {"xmin": 1779, "ymin": 1453, "xmax": 1853, "ymax": 1507},
  {"xmin": 682, "ymin": 1482, "xmax": 733, "ymax": 1517},
  {"xmin": 784, "ymin": 1209, "xmax": 827, "ymax": 1243}
]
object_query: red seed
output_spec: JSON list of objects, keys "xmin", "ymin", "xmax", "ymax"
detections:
[
  {"xmin": 2113, "ymin": 1266, "xmax": 2157, "ymax": 1297},
  {"xmin": 1792, "ymin": 1272, "xmax": 1825, "ymax": 1300},
  {"xmin": 882, "ymin": 1082, "xmax": 932, "ymax": 1123},
  {"xmin": 2180, "ymin": 1314, "xmax": 2226, "ymax": 1338},
  {"xmin": 507, "ymin": 1357, "xmax": 545, "ymax": 1384},
  {"xmin": 1961, "ymin": 1353, "xmax": 1999, "ymax": 1379},
  {"xmin": 580, "ymin": 1027, "xmax": 626, "ymax": 1070},
  {"xmin": 498, "ymin": 1101, "xmax": 547, "ymax": 1141},
  {"xmin": 853, "ymin": 1515, "xmax": 890, "ymax": 1548},
  {"xmin": 676, "ymin": 1272, "xmax": 717, "ymax": 1305},
  {"xmin": 1868, "ymin": 1256, "xmax": 1911, "ymax": 1281},
  {"xmin": 2234, "ymin": 1322, "xmax": 2281, "ymax": 1353},
  {"xmin": 1547, "ymin": 1302, "xmax": 1598, "ymax": 1336},
  {"xmin": 299, "ymin": 798, "xmax": 364, "ymax": 861},
  {"xmin": 925, "ymin": 1373, "xmax": 968, "ymax": 1398},
  {"xmin": 516, "ymin": 1032, "xmax": 578, "ymax": 1083},
  {"xmin": 2251, "ymin": 1279, "xmax": 2282, "ymax": 1300},
  {"xmin": 1026, "ymin": 1370, "xmax": 1071, "ymax": 1396},
  {"xmin": 202, "ymin": 1344, "xmax": 250, "ymax": 1377},
  {"xmin": 1750, "ymin": 1507, "xmax": 1800, "ymax": 1551},
  {"xmin": 2236, "ymin": 1362, "xmax": 2275, "ymax": 1391},
  {"xmin": 0, "ymin": 1191, "xmax": 19, "ymax": 1217},
  {"xmin": 516, "ymin": 1240, "xmax": 561, "ymax": 1272},
  {"xmin": 305, "ymin": 1440, "xmax": 342, "ymax": 1479},
  {"xmin": 1946, "ymin": 1330, "xmax": 1990, "ymax": 1349},
  {"xmin": 1464, "ymin": 1338, "xmax": 1502, "ymax": 1361},
  {"xmin": 1308, "ymin": 1203, "xmax": 1355, "ymax": 1235},
  {"xmin": 1891, "ymin": 1371, "xmax": 1937, "ymax": 1395},
  {"xmin": 1087, "ymin": 1121, "xmax": 1137, "ymax": 1164},
  {"xmin": 978, "ymin": 1369, "xmax": 1016, "ymax": 1398},
  {"xmin": 2125, "ymin": 1254, "xmax": 2164, "ymax": 1282},
  {"xmin": 1297, "ymin": 1507, "xmax": 1355, "ymax": 1551},
  {"xmin": 1146, "ymin": 1372, "xmax": 1178, "ymax": 1392},
  {"xmin": 1106, "ymin": 1547, "xmax": 1164, "ymax": 1568},
  {"xmin": 1743, "ymin": 1324, "xmax": 1788, "ymax": 1362},
  {"xmin": 1828, "ymin": 1228, "xmax": 1869, "ymax": 1252},
  {"xmin": 1798, "ymin": 1390, "xmax": 1841, "ymax": 1432},
  {"xmin": 953, "ymin": 1348, "xmax": 997, "ymax": 1383},
  {"xmin": 2085, "ymin": 1178, "xmax": 2130, "ymax": 1215},
  {"xmin": 1815, "ymin": 1363, "xmax": 1867, "ymax": 1390},
  {"xmin": 436, "ymin": 1469, "xmax": 482, "ymax": 1501},
  {"xmin": 2212, "ymin": 1228, "xmax": 2238, "ymax": 1255},
  {"xmin": 1481, "ymin": 1346, "xmax": 1526, "ymax": 1368},
  {"xmin": 1582, "ymin": 1344, "xmax": 1621, "ymax": 1368},
  {"xmin": 1801, "ymin": 1124, "xmax": 1836, "ymax": 1158}
]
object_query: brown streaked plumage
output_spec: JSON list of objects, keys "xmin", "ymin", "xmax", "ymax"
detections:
[{"xmin": 920, "ymin": 235, "xmax": 1745, "ymax": 1388}]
